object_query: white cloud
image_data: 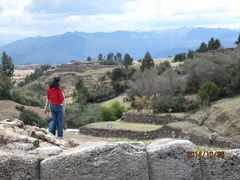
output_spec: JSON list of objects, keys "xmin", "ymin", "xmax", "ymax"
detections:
[{"xmin": 0, "ymin": 0, "xmax": 240, "ymax": 45}]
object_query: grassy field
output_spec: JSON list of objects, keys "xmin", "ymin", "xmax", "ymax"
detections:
[
  {"xmin": 82, "ymin": 120, "xmax": 162, "ymax": 131},
  {"xmin": 101, "ymin": 94, "xmax": 131, "ymax": 108},
  {"xmin": 165, "ymin": 121, "xmax": 212, "ymax": 137}
]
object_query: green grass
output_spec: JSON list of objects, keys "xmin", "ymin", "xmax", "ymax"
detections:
[
  {"xmin": 101, "ymin": 94, "xmax": 131, "ymax": 108},
  {"xmin": 82, "ymin": 120, "xmax": 162, "ymax": 132}
]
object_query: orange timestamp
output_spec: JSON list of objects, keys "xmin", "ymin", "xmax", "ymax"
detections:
[{"xmin": 187, "ymin": 151, "xmax": 225, "ymax": 159}]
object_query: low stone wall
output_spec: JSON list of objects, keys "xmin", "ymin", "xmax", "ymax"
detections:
[
  {"xmin": 79, "ymin": 126, "xmax": 240, "ymax": 149},
  {"xmin": 122, "ymin": 112, "xmax": 202, "ymax": 125},
  {"xmin": 79, "ymin": 126, "xmax": 181, "ymax": 140},
  {"xmin": 1, "ymin": 140, "xmax": 239, "ymax": 180}
]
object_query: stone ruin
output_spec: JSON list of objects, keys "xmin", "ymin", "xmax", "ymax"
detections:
[{"xmin": 0, "ymin": 118, "xmax": 239, "ymax": 180}]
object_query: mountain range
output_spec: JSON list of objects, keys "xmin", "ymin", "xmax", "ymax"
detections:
[{"xmin": 0, "ymin": 27, "xmax": 239, "ymax": 64}]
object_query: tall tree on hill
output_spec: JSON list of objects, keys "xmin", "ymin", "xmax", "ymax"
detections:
[
  {"xmin": 0, "ymin": 52, "xmax": 14, "ymax": 77},
  {"xmin": 0, "ymin": 52, "xmax": 14, "ymax": 99},
  {"xmin": 208, "ymin": 38, "xmax": 221, "ymax": 50},
  {"xmin": 123, "ymin": 53, "xmax": 133, "ymax": 83},
  {"xmin": 115, "ymin": 52, "xmax": 122, "ymax": 61},
  {"xmin": 86, "ymin": 56, "xmax": 91, "ymax": 61},
  {"xmin": 140, "ymin": 51, "xmax": 154, "ymax": 71},
  {"xmin": 107, "ymin": 53, "xmax": 114, "ymax": 60},
  {"xmin": 73, "ymin": 78, "xmax": 89, "ymax": 111},
  {"xmin": 196, "ymin": 42, "xmax": 208, "ymax": 53},
  {"xmin": 187, "ymin": 50, "xmax": 194, "ymax": 59},
  {"xmin": 174, "ymin": 53, "xmax": 186, "ymax": 62},
  {"xmin": 98, "ymin": 53, "xmax": 103, "ymax": 60},
  {"xmin": 235, "ymin": 33, "xmax": 240, "ymax": 46}
]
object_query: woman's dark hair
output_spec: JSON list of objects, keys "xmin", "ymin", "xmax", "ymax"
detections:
[{"xmin": 50, "ymin": 76, "xmax": 61, "ymax": 89}]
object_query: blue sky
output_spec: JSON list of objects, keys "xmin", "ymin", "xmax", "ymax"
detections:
[{"xmin": 0, "ymin": 0, "xmax": 240, "ymax": 45}]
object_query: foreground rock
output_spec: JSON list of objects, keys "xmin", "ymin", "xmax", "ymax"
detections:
[
  {"xmin": 41, "ymin": 142, "xmax": 149, "ymax": 180},
  {"xmin": 0, "ymin": 118, "xmax": 79, "ymax": 156},
  {"xmin": 0, "ymin": 151, "xmax": 40, "ymax": 180},
  {"xmin": 201, "ymin": 149, "xmax": 240, "ymax": 180},
  {"xmin": 147, "ymin": 139, "xmax": 202, "ymax": 180}
]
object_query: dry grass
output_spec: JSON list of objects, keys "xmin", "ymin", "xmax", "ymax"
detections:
[
  {"xmin": 0, "ymin": 100, "xmax": 47, "ymax": 121},
  {"xmin": 189, "ymin": 96, "xmax": 240, "ymax": 136},
  {"xmin": 13, "ymin": 70, "xmax": 34, "ymax": 83},
  {"xmin": 82, "ymin": 120, "xmax": 162, "ymax": 132},
  {"xmin": 166, "ymin": 121, "xmax": 212, "ymax": 137}
]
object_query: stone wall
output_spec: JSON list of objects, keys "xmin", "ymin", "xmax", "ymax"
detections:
[
  {"xmin": 1, "ymin": 140, "xmax": 239, "ymax": 180},
  {"xmin": 79, "ymin": 126, "xmax": 240, "ymax": 149},
  {"xmin": 122, "ymin": 112, "xmax": 188, "ymax": 124}
]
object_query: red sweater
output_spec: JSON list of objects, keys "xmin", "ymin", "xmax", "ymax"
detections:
[{"xmin": 47, "ymin": 87, "xmax": 64, "ymax": 105}]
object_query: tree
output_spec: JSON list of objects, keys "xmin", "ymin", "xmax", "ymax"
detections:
[
  {"xmin": 123, "ymin": 53, "xmax": 133, "ymax": 83},
  {"xmin": 0, "ymin": 74, "xmax": 12, "ymax": 99},
  {"xmin": 140, "ymin": 51, "xmax": 155, "ymax": 71},
  {"xmin": 98, "ymin": 53, "xmax": 103, "ymax": 60},
  {"xmin": 198, "ymin": 82, "xmax": 220, "ymax": 106},
  {"xmin": 235, "ymin": 33, "xmax": 240, "ymax": 46},
  {"xmin": 73, "ymin": 78, "xmax": 89, "ymax": 110},
  {"xmin": 196, "ymin": 42, "xmax": 208, "ymax": 53},
  {"xmin": 187, "ymin": 50, "xmax": 194, "ymax": 59},
  {"xmin": 174, "ymin": 53, "xmax": 186, "ymax": 62},
  {"xmin": 111, "ymin": 68, "xmax": 123, "ymax": 82},
  {"xmin": 208, "ymin": 38, "xmax": 221, "ymax": 50},
  {"xmin": 123, "ymin": 53, "xmax": 133, "ymax": 67},
  {"xmin": 114, "ymin": 52, "xmax": 122, "ymax": 61},
  {"xmin": 0, "ymin": 52, "xmax": 14, "ymax": 77},
  {"xmin": 107, "ymin": 53, "xmax": 114, "ymax": 60},
  {"xmin": 87, "ymin": 56, "xmax": 91, "ymax": 61}
]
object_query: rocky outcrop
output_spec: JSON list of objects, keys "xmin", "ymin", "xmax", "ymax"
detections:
[
  {"xmin": 0, "ymin": 152, "xmax": 41, "ymax": 180},
  {"xmin": 0, "ymin": 118, "xmax": 79, "ymax": 157},
  {"xmin": 147, "ymin": 139, "xmax": 202, "ymax": 180},
  {"xmin": 40, "ymin": 142, "xmax": 149, "ymax": 180}
]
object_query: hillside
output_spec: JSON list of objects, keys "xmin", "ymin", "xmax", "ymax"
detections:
[
  {"xmin": 189, "ymin": 96, "xmax": 240, "ymax": 138},
  {"xmin": 0, "ymin": 100, "xmax": 47, "ymax": 120},
  {"xmin": 0, "ymin": 27, "xmax": 239, "ymax": 64}
]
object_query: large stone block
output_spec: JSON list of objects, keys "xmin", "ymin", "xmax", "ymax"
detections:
[
  {"xmin": 0, "ymin": 151, "xmax": 40, "ymax": 180},
  {"xmin": 40, "ymin": 142, "xmax": 149, "ymax": 180},
  {"xmin": 201, "ymin": 149, "xmax": 240, "ymax": 180},
  {"xmin": 147, "ymin": 139, "xmax": 201, "ymax": 180}
]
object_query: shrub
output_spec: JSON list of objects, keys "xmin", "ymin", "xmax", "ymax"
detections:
[
  {"xmin": 100, "ymin": 106, "xmax": 117, "ymax": 121},
  {"xmin": 16, "ymin": 106, "xmax": 47, "ymax": 127},
  {"xmin": 65, "ymin": 104, "xmax": 101, "ymax": 128},
  {"xmin": 198, "ymin": 82, "xmax": 220, "ymax": 106},
  {"xmin": 111, "ymin": 101, "xmax": 126, "ymax": 119},
  {"xmin": 0, "ymin": 74, "xmax": 12, "ymax": 99},
  {"xmin": 152, "ymin": 95, "xmax": 199, "ymax": 113},
  {"xmin": 10, "ymin": 88, "xmax": 45, "ymax": 107}
]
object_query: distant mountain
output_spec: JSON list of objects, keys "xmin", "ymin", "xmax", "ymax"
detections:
[{"xmin": 0, "ymin": 27, "xmax": 239, "ymax": 64}]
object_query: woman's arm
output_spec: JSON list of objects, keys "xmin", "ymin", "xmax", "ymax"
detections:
[{"xmin": 44, "ymin": 99, "xmax": 50, "ymax": 113}]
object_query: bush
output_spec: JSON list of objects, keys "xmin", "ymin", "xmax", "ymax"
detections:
[
  {"xmin": 65, "ymin": 104, "xmax": 101, "ymax": 128},
  {"xmin": 10, "ymin": 88, "xmax": 45, "ymax": 107},
  {"xmin": 111, "ymin": 101, "xmax": 126, "ymax": 119},
  {"xmin": 0, "ymin": 74, "xmax": 12, "ymax": 99},
  {"xmin": 100, "ymin": 106, "xmax": 117, "ymax": 121},
  {"xmin": 152, "ymin": 95, "xmax": 199, "ymax": 113},
  {"xmin": 16, "ymin": 106, "xmax": 47, "ymax": 127},
  {"xmin": 198, "ymin": 82, "xmax": 220, "ymax": 105}
]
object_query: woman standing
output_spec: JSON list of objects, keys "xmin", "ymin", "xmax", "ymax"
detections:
[{"xmin": 45, "ymin": 76, "xmax": 65, "ymax": 137}]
